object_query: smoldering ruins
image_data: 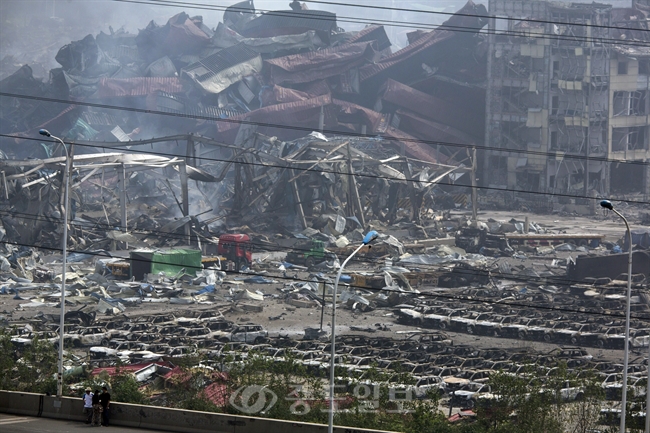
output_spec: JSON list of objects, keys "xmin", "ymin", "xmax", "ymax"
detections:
[{"xmin": 0, "ymin": 0, "xmax": 649, "ymax": 427}]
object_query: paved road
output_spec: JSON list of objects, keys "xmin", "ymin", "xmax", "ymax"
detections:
[{"xmin": 0, "ymin": 414, "xmax": 174, "ymax": 433}]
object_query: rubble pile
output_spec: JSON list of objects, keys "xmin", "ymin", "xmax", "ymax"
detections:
[
  {"xmin": 1, "ymin": 0, "xmax": 487, "ymax": 154},
  {"xmin": 0, "ymin": 0, "xmax": 649, "ymax": 421},
  {"xmin": 0, "ymin": 0, "xmax": 494, "ymax": 249}
]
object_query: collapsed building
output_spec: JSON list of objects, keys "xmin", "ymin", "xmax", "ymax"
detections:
[
  {"xmin": 0, "ymin": 0, "xmax": 489, "ymax": 238},
  {"xmin": 0, "ymin": 2, "xmax": 649, "ymax": 424}
]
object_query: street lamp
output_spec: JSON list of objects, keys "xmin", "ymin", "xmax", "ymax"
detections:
[
  {"xmin": 328, "ymin": 230, "xmax": 379, "ymax": 433},
  {"xmin": 600, "ymin": 200, "xmax": 633, "ymax": 433},
  {"xmin": 39, "ymin": 128, "xmax": 71, "ymax": 398}
]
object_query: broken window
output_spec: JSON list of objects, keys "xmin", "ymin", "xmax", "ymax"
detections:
[
  {"xmin": 550, "ymin": 131, "xmax": 558, "ymax": 149},
  {"xmin": 640, "ymin": 60, "xmax": 650, "ymax": 75},
  {"xmin": 618, "ymin": 61, "xmax": 628, "ymax": 75},
  {"xmin": 612, "ymin": 127, "xmax": 647, "ymax": 151},
  {"xmin": 613, "ymin": 91, "xmax": 648, "ymax": 116},
  {"xmin": 551, "ymin": 95, "xmax": 559, "ymax": 115}
]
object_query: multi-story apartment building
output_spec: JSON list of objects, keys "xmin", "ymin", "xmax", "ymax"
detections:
[{"xmin": 484, "ymin": 0, "xmax": 650, "ymax": 200}]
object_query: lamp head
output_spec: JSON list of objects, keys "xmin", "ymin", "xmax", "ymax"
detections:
[
  {"xmin": 39, "ymin": 129, "xmax": 51, "ymax": 137},
  {"xmin": 362, "ymin": 230, "xmax": 379, "ymax": 245},
  {"xmin": 600, "ymin": 200, "xmax": 613, "ymax": 211}
]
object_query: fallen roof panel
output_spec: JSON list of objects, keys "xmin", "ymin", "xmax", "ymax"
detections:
[
  {"xmin": 92, "ymin": 77, "xmax": 183, "ymax": 98},
  {"xmin": 394, "ymin": 108, "xmax": 478, "ymax": 148},
  {"xmin": 181, "ymin": 42, "xmax": 263, "ymax": 95},
  {"xmin": 264, "ymin": 41, "xmax": 375, "ymax": 84},
  {"xmin": 346, "ymin": 25, "xmax": 392, "ymax": 52},
  {"xmin": 239, "ymin": 9, "xmax": 337, "ymax": 42},
  {"xmin": 332, "ymin": 99, "xmax": 389, "ymax": 134},
  {"xmin": 380, "ymin": 79, "xmax": 483, "ymax": 139}
]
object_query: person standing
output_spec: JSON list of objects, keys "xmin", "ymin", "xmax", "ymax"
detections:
[
  {"xmin": 83, "ymin": 388, "xmax": 93, "ymax": 424},
  {"xmin": 99, "ymin": 386, "xmax": 111, "ymax": 426},
  {"xmin": 91, "ymin": 389, "xmax": 102, "ymax": 426}
]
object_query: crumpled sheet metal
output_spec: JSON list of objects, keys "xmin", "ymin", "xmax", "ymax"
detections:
[
  {"xmin": 264, "ymin": 41, "xmax": 376, "ymax": 85},
  {"xmin": 380, "ymin": 79, "xmax": 483, "ymax": 139},
  {"xmin": 92, "ymin": 77, "xmax": 184, "ymax": 98},
  {"xmin": 182, "ymin": 51, "xmax": 262, "ymax": 94},
  {"xmin": 213, "ymin": 23, "xmax": 324, "ymax": 53},
  {"xmin": 217, "ymin": 93, "xmax": 333, "ymax": 134}
]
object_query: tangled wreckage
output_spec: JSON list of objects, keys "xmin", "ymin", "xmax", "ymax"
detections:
[
  {"xmin": 1, "ymin": 0, "xmax": 650, "ymax": 423},
  {"xmin": 0, "ymin": 0, "xmax": 489, "ymax": 248}
]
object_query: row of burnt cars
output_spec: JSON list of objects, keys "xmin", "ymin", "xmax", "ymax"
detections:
[
  {"xmin": 393, "ymin": 296, "xmax": 650, "ymax": 350},
  {"xmin": 8, "ymin": 310, "xmax": 647, "ymax": 409}
]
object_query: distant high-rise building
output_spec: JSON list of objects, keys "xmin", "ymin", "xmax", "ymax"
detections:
[{"xmin": 484, "ymin": 0, "xmax": 650, "ymax": 199}]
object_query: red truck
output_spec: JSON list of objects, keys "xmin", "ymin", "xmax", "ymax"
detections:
[{"xmin": 217, "ymin": 234, "xmax": 253, "ymax": 272}]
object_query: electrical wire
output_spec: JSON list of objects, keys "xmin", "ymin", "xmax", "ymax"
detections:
[
  {"xmin": 0, "ymin": 206, "xmax": 642, "ymax": 298},
  {"xmin": 2, "ymin": 237, "xmax": 649, "ymax": 323},
  {"xmin": 304, "ymin": 0, "xmax": 650, "ymax": 33},
  {"xmin": 112, "ymin": 0, "xmax": 650, "ymax": 48},
  {"xmin": 3, "ymin": 132, "xmax": 650, "ymax": 206},
  {"xmin": 2, "ymin": 92, "xmax": 649, "ymax": 172}
]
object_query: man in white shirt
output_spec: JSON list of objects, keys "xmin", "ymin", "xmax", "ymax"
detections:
[{"xmin": 83, "ymin": 388, "xmax": 93, "ymax": 424}]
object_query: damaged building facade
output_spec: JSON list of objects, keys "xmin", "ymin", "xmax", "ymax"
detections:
[{"xmin": 484, "ymin": 0, "xmax": 650, "ymax": 200}]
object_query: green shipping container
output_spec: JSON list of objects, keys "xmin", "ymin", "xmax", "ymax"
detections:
[{"xmin": 130, "ymin": 249, "xmax": 202, "ymax": 280}]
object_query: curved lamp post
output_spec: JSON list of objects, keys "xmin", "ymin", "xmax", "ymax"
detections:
[
  {"xmin": 600, "ymin": 200, "xmax": 633, "ymax": 433},
  {"xmin": 39, "ymin": 129, "xmax": 70, "ymax": 398},
  {"xmin": 328, "ymin": 230, "xmax": 379, "ymax": 433}
]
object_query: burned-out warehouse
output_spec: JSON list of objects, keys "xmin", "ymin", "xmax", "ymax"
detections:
[{"xmin": 0, "ymin": 1, "xmax": 649, "ymax": 432}]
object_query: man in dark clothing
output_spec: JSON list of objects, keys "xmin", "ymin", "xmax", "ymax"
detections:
[
  {"xmin": 91, "ymin": 390, "xmax": 102, "ymax": 426},
  {"xmin": 99, "ymin": 386, "xmax": 111, "ymax": 426}
]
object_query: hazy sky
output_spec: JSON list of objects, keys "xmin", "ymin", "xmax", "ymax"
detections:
[
  {"xmin": 0, "ymin": 0, "xmax": 468, "ymax": 70},
  {"xmin": 0, "ymin": 0, "xmax": 636, "ymax": 75}
]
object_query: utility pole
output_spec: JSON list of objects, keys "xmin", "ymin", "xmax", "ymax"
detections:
[{"xmin": 472, "ymin": 147, "xmax": 478, "ymax": 222}]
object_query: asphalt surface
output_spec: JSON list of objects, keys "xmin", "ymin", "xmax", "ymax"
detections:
[{"xmin": 0, "ymin": 414, "xmax": 173, "ymax": 433}]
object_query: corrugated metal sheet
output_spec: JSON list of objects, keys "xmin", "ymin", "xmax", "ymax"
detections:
[
  {"xmin": 346, "ymin": 25, "xmax": 391, "ymax": 52},
  {"xmin": 261, "ymin": 85, "xmax": 311, "ymax": 106},
  {"xmin": 183, "ymin": 43, "xmax": 259, "ymax": 82},
  {"xmin": 332, "ymin": 99, "xmax": 389, "ymax": 134},
  {"xmin": 80, "ymin": 110, "xmax": 122, "ymax": 127},
  {"xmin": 93, "ymin": 77, "xmax": 183, "ymax": 98},
  {"xmin": 381, "ymin": 79, "xmax": 483, "ymax": 139},
  {"xmin": 359, "ymin": 30, "xmax": 455, "ymax": 83},
  {"xmin": 151, "ymin": 91, "xmax": 243, "ymax": 119},
  {"xmin": 264, "ymin": 41, "xmax": 375, "ymax": 84},
  {"xmin": 359, "ymin": 1, "xmax": 486, "ymax": 84},
  {"xmin": 181, "ymin": 43, "xmax": 262, "ymax": 94},
  {"xmin": 217, "ymin": 95, "xmax": 336, "ymax": 142},
  {"xmin": 394, "ymin": 108, "xmax": 477, "ymax": 150},
  {"xmin": 240, "ymin": 9, "xmax": 336, "ymax": 40}
]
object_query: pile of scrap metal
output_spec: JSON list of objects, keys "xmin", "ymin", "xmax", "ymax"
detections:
[
  {"xmin": 1, "ymin": 0, "xmax": 487, "ymax": 202},
  {"xmin": 205, "ymin": 132, "xmax": 471, "ymax": 231}
]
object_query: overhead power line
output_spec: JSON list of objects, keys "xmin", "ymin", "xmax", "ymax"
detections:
[
  {"xmin": 0, "ymin": 205, "xmax": 632, "ymax": 291},
  {"xmin": 304, "ymin": 0, "xmax": 650, "ymax": 33},
  {"xmin": 3, "ymin": 92, "xmax": 649, "ymax": 171},
  {"xmin": 111, "ymin": 0, "xmax": 650, "ymax": 48},
  {"xmin": 4, "ymin": 133, "xmax": 650, "ymax": 206}
]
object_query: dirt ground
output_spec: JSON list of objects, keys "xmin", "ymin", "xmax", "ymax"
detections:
[{"xmin": 3, "ymin": 208, "xmax": 647, "ymax": 366}]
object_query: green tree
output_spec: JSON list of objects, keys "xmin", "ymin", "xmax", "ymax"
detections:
[
  {"xmin": 0, "ymin": 329, "xmax": 15, "ymax": 390},
  {"xmin": 14, "ymin": 335, "xmax": 58, "ymax": 395},
  {"xmin": 111, "ymin": 371, "xmax": 148, "ymax": 404}
]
